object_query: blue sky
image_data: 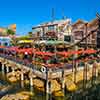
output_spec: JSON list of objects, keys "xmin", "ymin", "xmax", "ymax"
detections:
[{"xmin": 0, "ymin": 0, "xmax": 100, "ymax": 35}]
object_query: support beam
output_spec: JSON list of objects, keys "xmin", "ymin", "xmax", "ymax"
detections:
[
  {"xmin": 12, "ymin": 67, "xmax": 15, "ymax": 73},
  {"xmin": 92, "ymin": 61, "xmax": 98, "ymax": 85},
  {"xmin": 95, "ymin": 61, "xmax": 98, "ymax": 77},
  {"xmin": 61, "ymin": 68, "xmax": 65, "ymax": 89},
  {"xmin": 83, "ymin": 62, "xmax": 88, "ymax": 89},
  {"xmin": 73, "ymin": 45, "xmax": 78, "ymax": 83},
  {"xmin": 29, "ymin": 70, "xmax": 34, "ymax": 86},
  {"xmin": 46, "ymin": 68, "xmax": 52, "ymax": 100},
  {"xmin": 30, "ymin": 77, "xmax": 33, "ymax": 86},
  {"xmin": 74, "ymin": 61, "xmax": 78, "ymax": 83},
  {"xmin": 46, "ymin": 68, "xmax": 51, "ymax": 94},
  {"xmin": 2, "ymin": 64, "xmax": 5, "ymax": 72},
  {"xmin": 21, "ymin": 69, "xmax": 24, "ymax": 81},
  {"xmin": 21, "ymin": 73, "xmax": 24, "ymax": 81},
  {"xmin": 6, "ymin": 66, "xmax": 9, "ymax": 73}
]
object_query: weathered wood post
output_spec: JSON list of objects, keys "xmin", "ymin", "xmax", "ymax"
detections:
[
  {"xmin": 46, "ymin": 67, "xmax": 52, "ymax": 100},
  {"xmin": 74, "ymin": 60, "xmax": 78, "ymax": 83},
  {"xmin": 12, "ymin": 67, "xmax": 15, "ymax": 73},
  {"xmin": 20, "ymin": 68, "xmax": 24, "ymax": 88},
  {"xmin": 74, "ymin": 45, "xmax": 78, "ymax": 83},
  {"xmin": 61, "ymin": 66, "xmax": 65, "ymax": 93},
  {"xmin": 21, "ymin": 68, "xmax": 24, "ymax": 81},
  {"xmin": 2, "ymin": 63, "xmax": 5, "ymax": 72},
  {"xmin": 6, "ymin": 66, "xmax": 9, "ymax": 73},
  {"xmin": 29, "ymin": 70, "xmax": 33, "ymax": 86},
  {"xmin": 95, "ymin": 61, "xmax": 98, "ymax": 77},
  {"xmin": 83, "ymin": 62, "xmax": 88, "ymax": 89},
  {"xmin": 92, "ymin": 61, "xmax": 97, "ymax": 84},
  {"xmin": 46, "ymin": 67, "xmax": 49, "ymax": 93}
]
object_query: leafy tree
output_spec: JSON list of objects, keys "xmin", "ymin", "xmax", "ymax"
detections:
[
  {"xmin": 28, "ymin": 32, "xmax": 33, "ymax": 37},
  {"xmin": 7, "ymin": 29, "xmax": 15, "ymax": 35}
]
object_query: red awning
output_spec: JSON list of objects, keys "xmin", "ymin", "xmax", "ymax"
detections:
[
  {"xmin": 84, "ymin": 49, "xmax": 96, "ymax": 54},
  {"xmin": 17, "ymin": 48, "xmax": 35, "ymax": 54},
  {"xmin": 0, "ymin": 46, "xmax": 5, "ymax": 48},
  {"xmin": 56, "ymin": 51, "xmax": 69, "ymax": 57},
  {"xmin": 35, "ymin": 51, "xmax": 54, "ymax": 56}
]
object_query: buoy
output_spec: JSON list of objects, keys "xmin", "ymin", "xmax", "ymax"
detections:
[{"xmin": 41, "ymin": 67, "xmax": 46, "ymax": 73}]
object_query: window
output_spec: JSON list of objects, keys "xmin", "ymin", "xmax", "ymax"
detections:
[
  {"xmin": 48, "ymin": 25, "xmax": 54, "ymax": 31},
  {"xmin": 4, "ymin": 42, "xmax": 8, "ymax": 46},
  {"xmin": 64, "ymin": 35, "xmax": 71, "ymax": 42}
]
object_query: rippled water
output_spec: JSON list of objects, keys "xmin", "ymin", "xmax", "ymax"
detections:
[{"xmin": 0, "ymin": 70, "xmax": 100, "ymax": 100}]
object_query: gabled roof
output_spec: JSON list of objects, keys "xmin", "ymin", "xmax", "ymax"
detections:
[
  {"xmin": 87, "ymin": 19, "xmax": 98, "ymax": 27},
  {"xmin": 72, "ymin": 19, "xmax": 86, "ymax": 27}
]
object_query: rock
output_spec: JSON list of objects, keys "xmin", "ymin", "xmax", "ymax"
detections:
[
  {"xmin": 33, "ymin": 79, "xmax": 44, "ymax": 88},
  {"xmin": 1, "ymin": 91, "xmax": 34, "ymax": 100},
  {"xmin": 51, "ymin": 80, "xmax": 61, "ymax": 92},
  {"xmin": 65, "ymin": 78, "xmax": 77, "ymax": 92},
  {"xmin": 8, "ymin": 76, "xmax": 17, "ymax": 83},
  {"xmin": 53, "ymin": 90, "xmax": 64, "ymax": 97}
]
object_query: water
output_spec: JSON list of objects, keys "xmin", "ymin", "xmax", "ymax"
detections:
[
  {"xmin": 0, "ymin": 71, "xmax": 47, "ymax": 100},
  {"xmin": 0, "ymin": 71, "xmax": 100, "ymax": 100}
]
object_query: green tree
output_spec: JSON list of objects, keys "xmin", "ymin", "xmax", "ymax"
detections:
[
  {"xmin": 28, "ymin": 32, "xmax": 33, "ymax": 37},
  {"xmin": 7, "ymin": 29, "xmax": 15, "ymax": 35}
]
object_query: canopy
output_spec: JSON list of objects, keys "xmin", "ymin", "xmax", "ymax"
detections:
[
  {"xmin": 0, "ymin": 46, "xmax": 5, "ymax": 48},
  {"xmin": 84, "ymin": 49, "xmax": 96, "ymax": 54},
  {"xmin": 70, "ymin": 50, "xmax": 84, "ymax": 55},
  {"xmin": 56, "ymin": 51, "xmax": 69, "ymax": 57},
  {"xmin": 18, "ymin": 40, "xmax": 33, "ymax": 43},
  {"xmin": 17, "ymin": 48, "xmax": 35, "ymax": 54},
  {"xmin": 35, "ymin": 51, "xmax": 54, "ymax": 56},
  {"xmin": 46, "ymin": 40, "xmax": 64, "ymax": 45}
]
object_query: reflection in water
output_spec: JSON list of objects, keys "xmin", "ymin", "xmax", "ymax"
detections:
[
  {"xmin": 30, "ymin": 86, "xmax": 34, "ymax": 93},
  {"xmin": 21, "ymin": 81, "xmax": 24, "ymax": 88},
  {"xmin": 0, "ymin": 71, "xmax": 100, "ymax": 100}
]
